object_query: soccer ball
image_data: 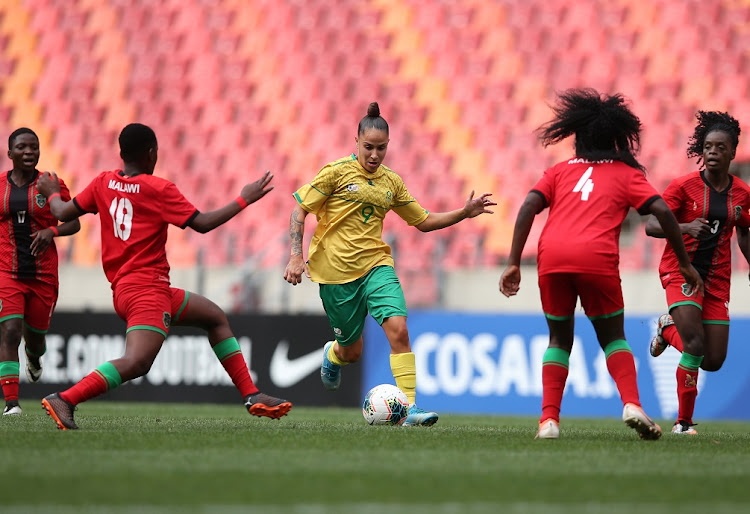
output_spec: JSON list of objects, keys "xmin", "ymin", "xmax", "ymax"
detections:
[{"xmin": 362, "ymin": 384, "xmax": 410, "ymax": 426}]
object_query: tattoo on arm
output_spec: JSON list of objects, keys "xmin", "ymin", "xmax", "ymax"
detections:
[{"xmin": 290, "ymin": 209, "xmax": 304, "ymax": 256}]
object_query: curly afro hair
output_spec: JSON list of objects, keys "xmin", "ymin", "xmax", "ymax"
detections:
[
  {"xmin": 687, "ymin": 111, "xmax": 740, "ymax": 167},
  {"xmin": 537, "ymin": 88, "xmax": 645, "ymax": 172}
]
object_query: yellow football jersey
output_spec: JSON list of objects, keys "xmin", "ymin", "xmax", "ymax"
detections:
[{"xmin": 294, "ymin": 155, "xmax": 429, "ymax": 284}]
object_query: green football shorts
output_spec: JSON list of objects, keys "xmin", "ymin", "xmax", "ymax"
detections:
[{"xmin": 318, "ymin": 265, "xmax": 408, "ymax": 346}]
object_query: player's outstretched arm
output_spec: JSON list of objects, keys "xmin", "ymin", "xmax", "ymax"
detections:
[
  {"xmin": 189, "ymin": 171, "xmax": 274, "ymax": 233},
  {"xmin": 649, "ymin": 198, "xmax": 704, "ymax": 295},
  {"xmin": 284, "ymin": 203, "xmax": 311, "ymax": 285},
  {"xmin": 415, "ymin": 191, "xmax": 495, "ymax": 232},
  {"xmin": 500, "ymin": 192, "xmax": 542, "ymax": 297},
  {"xmin": 36, "ymin": 172, "xmax": 85, "ymax": 222}
]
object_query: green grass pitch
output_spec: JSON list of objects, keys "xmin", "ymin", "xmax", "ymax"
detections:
[{"xmin": 2, "ymin": 400, "xmax": 749, "ymax": 513}]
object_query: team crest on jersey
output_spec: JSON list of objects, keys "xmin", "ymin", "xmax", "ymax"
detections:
[
  {"xmin": 347, "ymin": 184, "xmax": 359, "ymax": 192},
  {"xmin": 35, "ymin": 194, "xmax": 47, "ymax": 208},
  {"xmin": 386, "ymin": 191, "xmax": 392, "ymax": 203},
  {"xmin": 734, "ymin": 206, "xmax": 742, "ymax": 220},
  {"xmin": 681, "ymin": 283, "xmax": 695, "ymax": 297},
  {"xmin": 163, "ymin": 312, "xmax": 171, "ymax": 329},
  {"xmin": 693, "ymin": 201, "xmax": 697, "ymax": 211}
]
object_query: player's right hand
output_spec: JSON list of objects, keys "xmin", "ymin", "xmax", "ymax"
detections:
[
  {"xmin": 500, "ymin": 265, "xmax": 521, "ymax": 297},
  {"xmin": 36, "ymin": 171, "xmax": 61, "ymax": 197},
  {"xmin": 684, "ymin": 218, "xmax": 712, "ymax": 240},
  {"xmin": 284, "ymin": 255, "xmax": 310, "ymax": 285},
  {"xmin": 678, "ymin": 263, "xmax": 704, "ymax": 297}
]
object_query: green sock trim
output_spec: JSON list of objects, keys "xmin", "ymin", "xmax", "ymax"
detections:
[
  {"xmin": 25, "ymin": 343, "xmax": 47, "ymax": 358},
  {"xmin": 542, "ymin": 347, "xmax": 570, "ymax": 368},
  {"xmin": 604, "ymin": 339, "xmax": 632, "ymax": 359},
  {"xmin": 0, "ymin": 361, "xmax": 20, "ymax": 379},
  {"xmin": 95, "ymin": 362, "xmax": 123, "ymax": 389},
  {"xmin": 678, "ymin": 352, "xmax": 704, "ymax": 371},
  {"xmin": 213, "ymin": 337, "xmax": 242, "ymax": 362}
]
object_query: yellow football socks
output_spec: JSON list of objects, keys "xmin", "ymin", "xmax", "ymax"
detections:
[
  {"xmin": 327, "ymin": 342, "xmax": 348, "ymax": 366},
  {"xmin": 390, "ymin": 352, "xmax": 416, "ymax": 404}
]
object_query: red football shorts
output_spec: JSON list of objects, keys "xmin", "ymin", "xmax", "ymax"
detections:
[
  {"xmin": 539, "ymin": 273, "xmax": 624, "ymax": 320},
  {"xmin": 112, "ymin": 277, "xmax": 189, "ymax": 335},
  {"xmin": 0, "ymin": 275, "xmax": 58, "ymax": 332},
  {"xmin": 662, "ymin": 274, "xmax": 728, "ymax": 322}
]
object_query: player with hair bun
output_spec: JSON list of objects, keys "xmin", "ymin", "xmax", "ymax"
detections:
[
  {"xmin": 646, "ymin": 110, "xmax": 750, "ymax": 435},
  {"xmin": 1, "ymin": 128, "xmax": 80, "ymax": 416},
  {"xmin": 500, "ymin": 88, "xmax": 703, "ymax": 440},
  {"xmin": 284, "ymin": 102, "xmax": 496, "ymax": 426},
  {"xmin": 35, "ymin": 123, "xmax": 291, "ymax": 429}
]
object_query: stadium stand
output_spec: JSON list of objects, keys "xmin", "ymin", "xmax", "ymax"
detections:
[{"xmin": 2, "ymin": 0, "xmax": 749, "ymax": 306}]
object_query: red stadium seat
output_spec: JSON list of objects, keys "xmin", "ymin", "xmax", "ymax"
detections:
[{"xmin": 5, "ymin": 0, "xmax": 748, "ymax": 274}]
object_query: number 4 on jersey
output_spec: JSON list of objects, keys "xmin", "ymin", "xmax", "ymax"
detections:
[{"xmin": 573, "ymin": 166, "xmax": 594, "ymax": 200}]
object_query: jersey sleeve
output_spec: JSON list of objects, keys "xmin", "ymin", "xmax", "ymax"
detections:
[
  {"xmin": 293, "ymin": 164, "xmax": 338, "ymax": 215},
  {"xmin": 161, "ymin": 182, "xmax": 199, "ymax": 228},
  {"xmin": 73, "ymin": 173, "xmax": 102, "ymax": 213},
  {"xmin": 530, "ymin": 165, "xmax": 556, "ymax": 208},
  {"xmin": 391, "ymin": 177, "xmax": 428, "ymax": 226},
  {"xmin": 628, "ymin": 169, "xmax": 661, "ymax": 214}
]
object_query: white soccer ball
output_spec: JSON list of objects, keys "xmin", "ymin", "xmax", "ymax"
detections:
[{"xmin": 362, "ymin": 384, "xmax": 410, "ymax": 426}]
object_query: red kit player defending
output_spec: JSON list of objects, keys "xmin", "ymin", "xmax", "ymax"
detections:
[
  {"xmin": 36, "ymin": 123, "xmax": 291, "ymax": 429},
  {"xmin": 646, "ymin": 111, "xmax": 750, "ymax": 435},
  {"xmin": 500, "ymin": 89, "xmax": 703, "ymax": 440}
]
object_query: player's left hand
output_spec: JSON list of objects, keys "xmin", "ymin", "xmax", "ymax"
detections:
[
  {"xmin": 36, "ymin": 171, "xmax": 61, "ymax": 197},
  {"xmin": 239, "ymin": 171, "xmax": 275, "ymax": 206},
  {"xmin": 464, "ymin": 191, "xmax": 496, "ymax": 218},
  {"xmin": 29, "ymin": 228, "xmax": 54, "ymax": 256}
]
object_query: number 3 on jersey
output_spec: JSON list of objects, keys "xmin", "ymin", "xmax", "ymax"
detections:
[
  {"xmin": 109, "ymin": 197, "xmax": 133, "ymax": 241},
  {"xmin": 573, "ymin": 166, "xmax": 594, "ymax": 201}
]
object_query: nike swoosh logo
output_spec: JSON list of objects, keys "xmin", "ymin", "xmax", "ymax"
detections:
[{"xmin": 269, "ymin": 340, "xmax": 323, "ymax": 388}]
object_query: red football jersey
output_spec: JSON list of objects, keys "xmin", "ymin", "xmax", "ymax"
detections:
[
  {"xmin": 658, "ymin": 171, "xmax": 750, "ymax": 295},
  {"xmin": 73, "ymin": 170, "xmax": 198, "ymax": 287},
  {"xmin": 532, "ymin": 158, "xmax": 660, "ymax": 276},
  {"xmin": 0, "ymin": 170, "xmax": 71, "ymax": 285}
]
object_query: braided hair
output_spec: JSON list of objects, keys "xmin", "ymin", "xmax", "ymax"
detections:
[
  {"xmin": 687, "ymin": 110, "xmax": 740, "ymax": 168},
  {"xmin": 537, "ymin": 88, "xmax": 645, "ymax": 172}
]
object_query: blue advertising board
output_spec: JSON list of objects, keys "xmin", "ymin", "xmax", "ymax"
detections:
[{"xmin": 363, "ymin": 312, "xmax": 750, "ymax": 421}]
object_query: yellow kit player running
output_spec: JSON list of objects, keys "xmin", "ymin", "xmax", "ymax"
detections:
[{"xmin": 284, "ymin": 102, "xmax": 495, "ymax": 426}]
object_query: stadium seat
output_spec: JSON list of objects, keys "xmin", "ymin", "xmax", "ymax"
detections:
[{"xmin": 4, "ymin": 0, "xmax": 747, "ymax": 276}]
